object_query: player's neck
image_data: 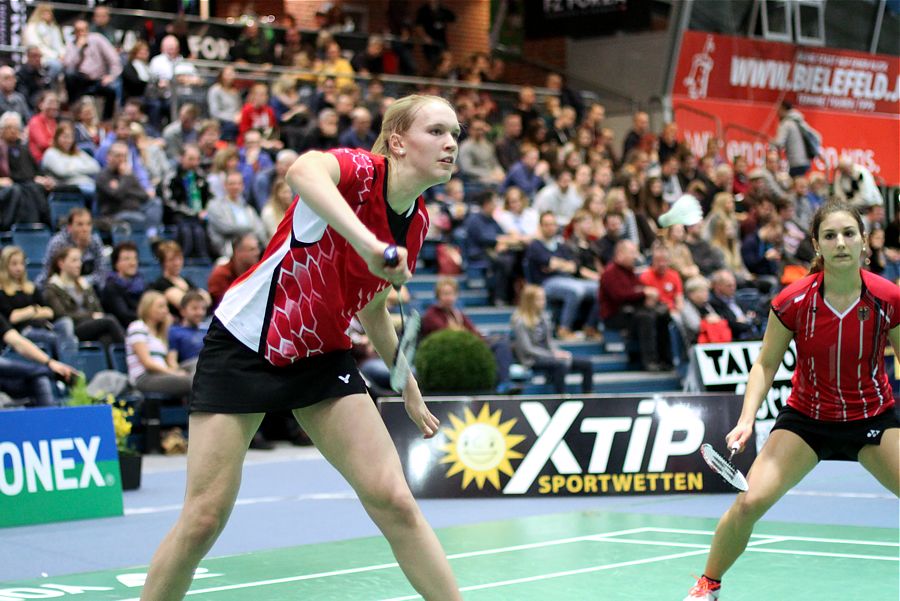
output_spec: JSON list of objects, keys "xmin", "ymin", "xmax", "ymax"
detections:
[
  {"xmin": 822, "ymin": 266, "xmax": 861, "ymax": 299},
  {"xmin": 386, "ymin": 163, "xmax": 427, "ymax": 214}
]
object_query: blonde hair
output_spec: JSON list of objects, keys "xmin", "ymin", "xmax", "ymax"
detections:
[
  {"xmin": 434, "ymin": 275, "xmax": 459, "ymax": 296},
  {"xmin": 267, "ymin": 180, "xmax": 293, "ymax": 221},
  {"xmin": 0, "ymin": 246, "xmax": 34, "ymax": 296},
  {"xmin": 137, "ymin": 290, "xmax": 170, "ymax": 342},
  {"xmin": 371, "ymin": 94, "xmax": 454, "ymax": 158},
  {"xmin": 513, "ymin": 284, "xmax": 544, "ymax": 329}
]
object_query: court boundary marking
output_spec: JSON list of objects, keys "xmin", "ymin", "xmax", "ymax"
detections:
[{"xmin": 114, "ymin": 526, "xmax": 899, "ymax": 601}]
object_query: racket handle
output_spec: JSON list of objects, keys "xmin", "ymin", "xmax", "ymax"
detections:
[
  {"xmin": 383, "ymin": 245, "xmax": 402, "ymax": 292},
  {"xmin": 383, "ymin": 245, "xmax": 399, "ymax": 267},
  {"xmin": 728, "ymin": 443, "xmax": 740, "ymax": 461}
]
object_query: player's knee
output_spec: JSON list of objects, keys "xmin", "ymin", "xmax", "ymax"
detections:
[
  {"xmin": 180, "ymin": 502, "xmax": 229, "ymax": 547},
  {"xmin": 732, "ymin": 492, "xmax": 770, "ymax": 523},
  {"xmin": 364, "ymin": 483, "xmax": 419, "ymax": 525}
]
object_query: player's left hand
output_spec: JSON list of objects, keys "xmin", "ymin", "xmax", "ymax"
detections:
[
  {"xmin": 403, "ymin": 380, "xmax": 440, "ymax": 439},
  {"xmin": 364, "ymin": 243, "xmax": 412, "ymax": 288}
]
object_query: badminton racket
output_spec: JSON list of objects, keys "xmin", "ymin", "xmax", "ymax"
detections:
[
  {"xmin": 700, "ymin": 443, "xmax": 749, "ymax": 492},
  {"xmin": 383, "ymin": 246, "xmax": 421, "ymax": 393}
]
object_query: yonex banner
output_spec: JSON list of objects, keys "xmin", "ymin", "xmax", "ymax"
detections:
[
  {"xmin": 671, "ymin": 30, "xmax": 900, "ymax": 185},
  {"xmin": 382, "ymin": 393, "xmax": 753, "ymax": 497},
  {"xmin": 0, "ymin": 406, "xmax": 124, "ymax": 528}
]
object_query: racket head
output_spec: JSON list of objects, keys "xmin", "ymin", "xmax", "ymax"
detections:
[
  {"xmin": 390, "ymin": 308, "xmax": 421, "ymax": 393},
  {"xmin": 700, "ymin": 443, "xmax": 749, "ymax": 492}
]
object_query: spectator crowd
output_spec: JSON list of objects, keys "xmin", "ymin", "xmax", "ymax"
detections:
[{"xmin": 1, "ymin": 2, "xmax": 897, "ymax": 428}]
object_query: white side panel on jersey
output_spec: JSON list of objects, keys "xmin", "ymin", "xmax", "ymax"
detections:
[
  {"xmin": 215, "ymin": 234, "xmax": 292, "ymax": 352},
  {"xmin": 214, "ymin": 195, "xmax": 328, "ymax": 353},
  {"xmin": 293, "ymin": 195, "xmax": 328, "ymax": 244}
]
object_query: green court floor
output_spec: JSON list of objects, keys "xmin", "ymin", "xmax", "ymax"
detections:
[{"xmin": 2, "ymin": 511, "xmax": 897, "ymax": 600}]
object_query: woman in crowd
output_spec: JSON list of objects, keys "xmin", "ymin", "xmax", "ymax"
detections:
[
  {"xmin": 131, "ymin": 122, "xmax": 172, "ymax": 195},
  {"xmin": 72, "ymin": 97, "xmax": 104, "ymax": 156},
  {"xmin": 41, "ymin": 121, "xmax": 101, "ymax": 198},
  {"xmin": 23, "ymin": 3, "xmax": 65, "ymax": 81},
  {"xmin": 43, "ymin": 246, "xmax": 124, "ymax": 347},
  {"xmin": 511, "ymin": 284, "xmax": 594, "ymax": 394},
  {"xmin": 685, "ymin": 200, "xmax": 899, "ymax": 600},
  {"xmin": 149, "ymin": 240, "xmax": 211, "ymax": 317},
  {"xmin": 0, "ymin": 246, "xmax": 74, "ymax": 355},
  {"xmin": 260, "ymin": 179, "xmax": 293, "ymax": 240},
  {"xmin": 207, "ymin": 66, "xmax": 242, "ymax": 142},
  {"xmin": 125, "ymin": 290, "xmax": 193, "ymax": 398}
]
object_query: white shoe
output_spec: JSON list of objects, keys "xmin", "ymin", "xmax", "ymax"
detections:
[{"xmin": 684, "ymin": 575, "xmax": 721, "ymax": 600}]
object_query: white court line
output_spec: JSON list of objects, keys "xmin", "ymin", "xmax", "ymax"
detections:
[
  {"xmin": 117, "ymin": 526, "xmax": 898, "ymax": 600},
  {"xmin": 124, "ymin": 492, "xmax": 357, "ymax": 515},
  {"xmin": 113, "ymin": 527, "xmax": 654, "ymax": 601},
  {"xmin": 787, "ymin": 489, "xmax": 895, "ymax": 499},
  {"xmin": 379, "ymin": 548, "xmax": 712, "ymax": 601},
  {"xmin": 645, "ymin": 527, "xmax": 900, "ymax": 547}
]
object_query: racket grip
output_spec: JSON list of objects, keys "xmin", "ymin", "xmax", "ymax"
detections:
[
  {"xmin": 383, "ymin": 245, "xmax": 402, "ymax": 292},
  {"xmin": 383, "ymin": 245, "xmax": 399, "ymax": 267}
]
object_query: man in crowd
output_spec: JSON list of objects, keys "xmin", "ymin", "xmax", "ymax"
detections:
[
  {"xmin": 63, "ymin": 19, "xmax": 120, "ymax": 119},
  {"xmin": 207, "ymin": 233, "xmax": 261, "ymax": 307}
]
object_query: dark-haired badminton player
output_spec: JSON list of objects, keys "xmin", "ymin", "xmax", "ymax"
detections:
[
  {"xmin": 140, "ymin": 95, "xmax": 462, "ymax": 601},
  {"xmin": 685, "ymin": 199, "xmax": 900, "ymax": 600}
]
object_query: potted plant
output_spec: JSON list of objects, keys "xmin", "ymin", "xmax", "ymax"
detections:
[
  {"xmin": 414, "ymin": 329, "xmax": 496, "ymax": 394},
  {"xmin": 67, "ymin": 375, "xmax": 142, "ymax": 490},
  {"xmin": 110, "ymin": 397, "xmax": 142, "ymax": 491}
]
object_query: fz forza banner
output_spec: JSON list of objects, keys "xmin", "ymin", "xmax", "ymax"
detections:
[
  {"xmin": 672, "ymin": 31, "xmax": 900, "ymax": 185},
  {"xmin": 381, "ymin": 393, "xmax": 754, "ymax": 498}
]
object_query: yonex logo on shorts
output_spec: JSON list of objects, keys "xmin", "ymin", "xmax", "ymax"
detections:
[
  {"xmin": 338, "ymin": 374, "xmax": 351, "ymax": 384},
  {"xmin": 867, "ymin": 429, "xmax": 881, "ymax": 438}
]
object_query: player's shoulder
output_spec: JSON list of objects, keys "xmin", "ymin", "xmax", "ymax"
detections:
[
  {"xmin": 862, "ymin": 270, "xmax": 900, "ymax": 302},
  {"xmin": 328, "ymin": 147, "xmax": 384, "ymax": 170},
  {"xmin": 773, "ymin": 272, "xmax": 820, "ymax": 306}
]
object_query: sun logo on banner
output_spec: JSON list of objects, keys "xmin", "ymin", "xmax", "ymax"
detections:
[{"xmin": 439, "ymin": 403, "xmax": 526, "ymax": 490}]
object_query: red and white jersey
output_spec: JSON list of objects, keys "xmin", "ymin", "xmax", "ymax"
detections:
[
  {"xmin": 772, "ymin": 270, "xmax": 900, "ymax": 421},
  {"xmin": 215, "ymin": 148, "xmax": 428, "ymax": 366}
]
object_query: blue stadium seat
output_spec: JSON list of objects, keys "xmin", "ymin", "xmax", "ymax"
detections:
[
  {"xmin": 48, "ymin": 196, "xmax": 84, "ymax": 231},
  {"xmin": 74, "ymin": 342, "xmax": 110, "ymax": 382},
  {"xmin": 11, "ymin": 224, "xmax": 51, "ymax": 265},
  {"xmin": 111, "ymin": 224, "xmax": 155, "ymax": 264},
  {"xmin": 107, "ymin": 343, "xmax": 127, "ymax": 374},
  {"xmin": 180, "ymin": 262, "xmax": 213, "ymax": 288}
]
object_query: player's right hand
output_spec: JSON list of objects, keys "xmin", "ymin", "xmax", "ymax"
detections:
[
  {"xmin": 725, "ymin": 421, "xmax": 755, "ymax": 453},
  {"xmin": 364, "ymin": 243, "xmax": 412, "ymax": 288}
]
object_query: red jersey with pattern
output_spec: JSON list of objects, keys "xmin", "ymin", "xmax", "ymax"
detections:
[
  {"xmin": 771, "ymin": 270, "xmax": 900, "ymax": 421},
  {"xmin": 215, "ymin": 148, "xmax": 428, "ymax": 366}
]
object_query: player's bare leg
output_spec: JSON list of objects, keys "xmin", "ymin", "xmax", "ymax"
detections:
[
  {"xmin": 141, "ymin": 412, "xmax": 264, "ymax": 601},
  {"xmin": 858, "ymin": 428, "xmax": 899, "ymax": 496},
  {"xmin": 295, "ymin": 395, "xmax": 461, "ymax": 601},
  {"xmin": 703, "ymin": 430, "xmax": 818, "ymax": 579}
]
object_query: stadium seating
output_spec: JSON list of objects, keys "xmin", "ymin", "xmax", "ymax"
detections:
[{"xmin": 11, "ymin": 223, "xmax": 51, "ymax": 265}]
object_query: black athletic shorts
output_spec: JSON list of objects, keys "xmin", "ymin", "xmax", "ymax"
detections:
[
  {"xmin": 770, "ymin": 404, "xmax": 900, "ymax": 461},
  {"xmin": 190, "ymin": 318, "xmax": 369, "ymax": 414}
]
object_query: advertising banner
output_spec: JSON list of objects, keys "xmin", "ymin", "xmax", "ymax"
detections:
[
  {"xmin": 671, "ymin": 31, "xmax": 900, "ymax": 185},
  {"xmin": 0, "ymin": 405, "xmax": 124, "ymax": 528},
  {"xmin": 382, "ymin": 393, "xmax": 753, "ymax": 498}
]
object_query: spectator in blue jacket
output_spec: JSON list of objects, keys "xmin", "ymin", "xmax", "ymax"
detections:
[
  {"xmin": 168, "ymin": 289, "xmax": 209, "ymax": 369},
  {"xmin": 463, "ymin": 190, "xmax": 524, "ymax": 305},
  {"xmin": 500, "ymin": 146, "xmax": 548, "ymax": 199}
]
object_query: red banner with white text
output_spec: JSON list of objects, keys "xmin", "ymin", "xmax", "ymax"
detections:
[{"xmin": 672, "ymin": 31, "xmax": 900, "ymax": 185}]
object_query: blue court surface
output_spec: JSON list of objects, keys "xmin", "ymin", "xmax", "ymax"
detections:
[{"xmin": 0, "ymin": 444, "xmax": 897, "ymax": 599}]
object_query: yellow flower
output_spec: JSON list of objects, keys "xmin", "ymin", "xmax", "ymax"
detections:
[{"xmin": 107, "ymin": 395, "xmax": 135, "ymax": 453}]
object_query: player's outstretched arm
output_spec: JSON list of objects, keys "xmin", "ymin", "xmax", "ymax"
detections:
[
  {"xmin": 728, "ymin": 310, "xmax": 793, "ymax": 452},
  {"xmin": 286, "ymin": 151, "xmax": 410, "ymax": 287},
  {"xmin": 357, "ymin": 290, "xmax": 439, "ymax": 438}
]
